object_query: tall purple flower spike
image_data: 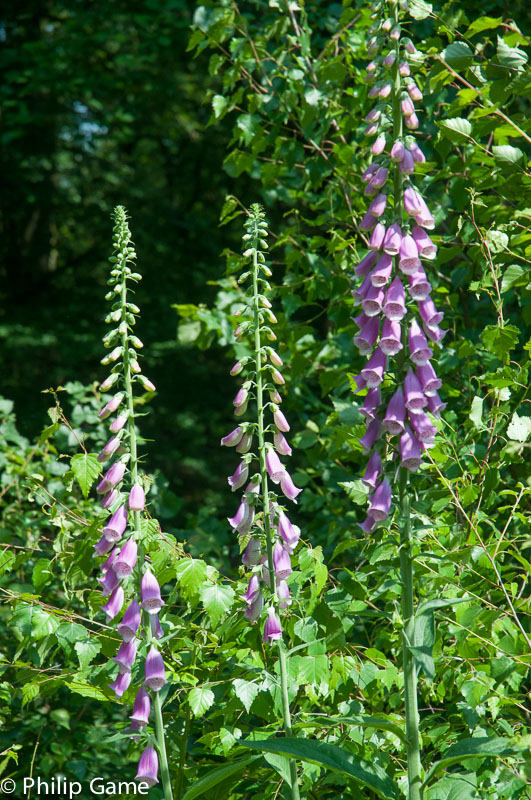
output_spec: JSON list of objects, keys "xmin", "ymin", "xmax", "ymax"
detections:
[
  {"xmin": 353, "ymin": 7, "xmax": 445, "ymax": 531},
  {"xmin": 220, "ymin": 205, "xmax": 303, "ymax": 644}
]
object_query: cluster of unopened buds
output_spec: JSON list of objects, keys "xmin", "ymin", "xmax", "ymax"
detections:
[
  {"xmin": 221, "ymin": 204, "xmax": 302, "ymax": 643},
  {"xmin": 353, "ymin": 0, "xmax": 446, "ymax": 532},
  {"xmin": 91, "ymin": 207, "xmax": 165, "ymax": 788}
]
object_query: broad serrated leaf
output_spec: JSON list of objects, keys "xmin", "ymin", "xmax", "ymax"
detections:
[
  {"xmin": 408, "ymin": 0, "xmax": 432, "ymax": 20},
  {"xmin": 201, "ymin": 584, "xmax": 235, "ymax": 627},
  {"xmin": 506, "ymin": 412, "xmax": 531, "ymax": 443},
  {"xmin": 439, "ymin": 117, "xmax": 472, "ymax": 141},
  {"xmin": 297, "ymin": 655, "xmax": 330, "ymax": 688},
  {"xmin": 175, "ymin": 558, "xmax": 208, "ymax": 603},
  {"xmin": 338, "ymin": 480, "xmax": 368, "ymax": 505},
  {"xmin": 241, "ymin": 738, "xmax": 399, "ymax": 799},
  {"xmin": 70, "ymin": 453, "xmax": 101, "ymax": 498},
  {"xmin": 424, "ymin": 737, "xmax": 522, "ymax": 784},
  {"xmin": 32, "ymin": 558, "xmax": 53, "ymax": 591},
  {"xmin": 182, "ymin": 756, "xmax": 260, "ymax": 800},
  {"xmin": 468, "ymin": 396, "xmax": 484, "ymax": 429},
  {"xmin": 233, "ymin": 679, "xmax": 260, "ymax": 713},
  {"xmin": 497, "ymin": 37, "xmax": 528, "ymax": 69},
  {"xmin": 493, "ymin": 145, "xmax": 524, "ymax": 166},
  {"xmin": 501, "ymin": 264, "xmax": 527, "ymax": 293},
  {"xmin": 65, "ymin": 680, "xmax": 107, "ymax": 701},
  {"xmin": 212, "ymin": 94, "xmax": 228, "ymax": 119},
  {"xmin": 0, "ymin": 550, "xmax": 15, "ymax": 577},
  {"xmin": 465, "ymin": 16, "xmax": 503, "ymax": 37},
  {"xmin": 442, "ymin": 42, "xmax": 473, "ymax": 70},
  {"xmin": 21, "ymin": 682, "xmax": 40, "ymax": 707},
  {"xmin": 188, "ymin": 686, "xmax": 215, "ymax": 717},
  {"xmin": 75, "ymin": 639, "xmax": 102, "ymax": 670},
  {"xmin": 481, "ymin": 324, "xmax": 519, "ymax": 363}
]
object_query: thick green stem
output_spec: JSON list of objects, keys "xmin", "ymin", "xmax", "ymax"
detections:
[
  {"xmin": 118, "ymin": 248, "xmax": 173, "ymax": 800},
  {"xmin": 398, "ymin": 470, "xmax": 422, "ymax": 800},
  {"xmin": 250, "ymin": 228, "xmax": 300, "ymax": 800}
]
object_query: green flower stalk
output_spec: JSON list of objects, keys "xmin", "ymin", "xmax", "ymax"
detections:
[
  {"xmin": 93, "ymin": 206, "xmax": 173, "ymax": 799},
  {"xmin": 221, "ymin": 204, "xmax": 301, "ymax": 799}
]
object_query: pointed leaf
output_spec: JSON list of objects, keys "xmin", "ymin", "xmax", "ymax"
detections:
[
  {"xmin": 424, "ymin": 737, "xmax": 521, "ymax": 785},
  {"xmin": 188, "ymin": 686, "xmax": 215, "ymax": 717},
  {"xmin": 70, "ymin": 453, "xmax": 101, "ymax": 498},
  {"xmin": 182, "ymin": 756, "xmax": 260, "ymax": 800},
  {"xmin": 233, "ymin": 679, "xmax": 260, "ymax": 713},
  {"xmin": 240, "ymin": 738, "xmax": 399, "ymax": 799},
  {"xmin": 201, "ymin": 584, "xmax": 235, "ymax": 627}
]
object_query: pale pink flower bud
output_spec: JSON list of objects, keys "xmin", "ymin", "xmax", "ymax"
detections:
[
  {"xmin": 228, "ymin": 461, "xmax": 249, "ymax": 491},
  {"xmin": 407, "ymin": 82, "xmax": 423, "ymax": 102},
  {"xmin": 279, "ymin": 470, "xmax": 302, "ymax": 502},
  {"xmin": 371, "ymin": 133, "xmax": 386, "ymax": 155},
  {"xmin": 128, "ymin": 482, "xmax": 145, "ymax": 511},
  {"xmin": 230, "ymin": 361, "xmax": 243, "ymax": 376},
  {"xmin": 221, "ymin": 426, "xmax": 244, "ymax": 447},
  {"xmin": 272, "ymin": 369, "xmax": 285, "ymax": 385},
  {"xmin": 390, "ymin": 140, "xmax": 405, "ymax": 161},
  {"xmin": 383, "ymin": 52, "xmax": 395, "ymax": 68},
  {"xmin": 369, "ymin": 222, "xmax": 386, "ymax": 251},
  {"xmin": 401, "ymin": 97, "xmax": 415, "ymax": 117},
  {"xmin": 359, "ymin": 212, "xmax": 377, "ymax": 232},
  {"xmin": 399, "ymin": 61, "xmax": 411, "ymax": 76},
  {"xmin": 273, "ymin": 408, "xmax": 290, "ymax": 433},
  {"xmin": 399, "ymin": 149, "xmax": 415, "ymax": 174},
  {"xmin": 405, "ymin": 112, "xmax": 419, "ymax": 130},
  {"xmin": 109, "ymin": 413, "xmax": 128, "ymax": 433},
  {"xmin": 274, "ymin": 431, "xmax": 292, "ymax": 456}
]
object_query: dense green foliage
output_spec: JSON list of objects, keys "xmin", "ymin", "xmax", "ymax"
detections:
[{"xmin": 1, "ymin": 0, "xmax": 530, "ymax": 798}]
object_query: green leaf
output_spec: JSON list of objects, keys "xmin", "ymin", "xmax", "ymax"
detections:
[
  {"xmin": 65, "ymin": 680, "xmax": 107, "ymax": 702},
  {"xmin": 240, "ymin": 738, "xmax": 399, "ymax": 799},
  {"xmin": 424, "ymin": 737, "xmax": 521, "ymax": 785},
  {"xmin": 485, "ymin": 229, "xmax": 508, "ymax": 253},
  {"xmin": 501, "ymin": 264, "xmax": 527, "ymax": 293},
  {"xmin": 441, "ymin": 42, "xmax": 474, "ymax": 70},
  {"xmin": 497, "ymin": 37, "xmax": 528, "ymax": 69},
  {"xmin": 426, "ymin": 774, "xmax": 477, "ymax": 800},
  {"xmin": 408, "ymin": 0, "xmax": 432, "ymax": 20},
  {"xmin": 465, "ymin": 16, "xmax": 503, "ymax": 37},
  {"xmin": 181, "ymin": 756, "xmax": 260, "ymax": 800},
  {"xmin": 201, "ymin": 584, "xmax": 235, "ymax": 627},
  {"xmin": 481, "ymin": 324, "xmax": 519, "ymax": 363},
  {"xmin": 468, "ymin": 396, "xmax": 483, "ymax": 429},
  {"xmin": 338, "ymin": 480, "xmax": 368, "ymax": 505},
  {"xmin": 38, "ymin": 422, "xmax": 60, "ymax": 447},
  {"xmin": 296, "ymin": 655, "xmax": 330, "ymax": 687},
  {"xmin": 175, "ymin": 558, "xmax": 208, "ymax": 603},
  {"xmin": 0, "ymin": 550, "xmax": 15, "ymax": 577},
  {"xmin": 212, "ymin": 94, "xmax": 228, "ymax": 119},
  {"xmin": 21, "ymin": 682, "xmax": 40, "ymax": 707},
  {"xmin": 264, "ymin": 752, "xmax": 293, "ymax": 787},
  {"xmin": 439, "ymin": 117, "xmax": 472, "ymax": 141},
  {"xmin": 302, "ymin": 714, "xmax": 406, "ymax": 743},
  {"xmin": 506, "ymin": 412, "xmax": 531, "ymax": 443},
  {"xmin": 32, "ymin": 559, "xmax": 53, "ymax": 591},
  {"xmin": 188, "ymin": 686, "xmax": 215, "ymax": 717},
  {"xmin": 493, "ymin": 145, "xmax": 524, "ymax": 166},
  {"xmin": 70, "ymin": 453, "xmax": 101, "ymax": 499},
  {"xmin": 74, "ymin": 640, "xmax": 102, "ymax": 671},
  {"xmin": 233, "ymin": 679, "xmax": 260, "ymax": 713}
]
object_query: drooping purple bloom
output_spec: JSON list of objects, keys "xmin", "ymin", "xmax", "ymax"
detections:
[
  {"xmin": 412, "ymin": 226, "xmax": 437, "ymax": 259},
  {"xmin": 242, "ymin": 537, "xmax": 261, "ymax": 567},
  {"xmin": 359, "ymin": 212, "xmax": 377, "ymax": 232},
  {"xmin": 359, "ymin": 418, "xmax": 380, "ymax": 453},
  {"xmin": 278, "ymin": 509, "xmax": 300, "ymax": 552},
  {"xmin": 102, "ymin": 504, "xmax": 128, "ymax": 542},
  {"xmin": 362, "ymin": 450, "xmax": 382, "ymax": 490},
  {"xmin": 371, "ymin": 253, "xmax": 393, "ymax": 287},
  {"xmin": 418, "ymin": 297, "xmax": 444, "ymax": 329},
  {"xmin": 98, "ymin": 566, "xmax": 119, "ymax": 597},
  {"xmin": 99, "ymin": 392, "xmax": 124, "ymax": 420},
  {"xmin": 410, "ymin": 141, "xmax": 426, "ymax": 163},
  {"xmin": 273, "ymin": 541, "xmax": 292, "ymax": 580},
  {"xmin": 94, "ymin": 535, "xmax": 114, "ymax": 556},
  {"xmin": 368, "ymin": 193, "xmax": 387, "ymax": 217},
  {"xmin": 417, "ymin": 362, "xmax": 442, "ymax": 396},
  {"xmin": 360, "ymin": 347, "xmax": 386, "ymax": 388},
  {"xmin": 228, "ymin": 497, "xmax": 250, "ymax": 530},
  {"xmin": 144, "ymin": 645, "xmax": 167, "ymax": 692},
  {"xmin": 114, "ymin": 538, "xmax": 138, "ymax": 578},
  {"xmin": 221, "ymin": 426, "xmax": 244, "ymax": 447},
  {"xmin": 398, "ymin": 235, "xmax": 421, "ymax": 275},
  {"xmin": 371, "ymin": 132, "xmax": 386, "ymax": 153},
  {"xmin": 408, "ymin": 267, "xmax": 432, "ymax": 301},
  {"xmin": 228, "ymin": 460, "xmax": 249, "ymax": 491},
  {"xmin": 369, "ymin": 222, "xmax": 386, "ymax": 250},
  {"xmin": 273, "ymin": 408, "xmax": 290, "ymax": 433},
  {"xmin": 409, "ymin": 410, "xmax": 437, "ymax": 444},
  {"xmin": 427, "ymin": 391, "xmax": 447, "ymax": 417},
  {"xmin": 398, "ymin": 149, "xmax": 415, "ymax": 175},
  {"xmin": 383, "ymin": 223, "xmax": 402, "ymax": 256},
  {"xmin": 390, "ymin": 140, "xmax": 405, "ymax": 161},
  {"xmin": 358, "ymin": 514, "xmax": 377, "ymax": 533},
  {"xmin": 383, "ymin": 278, "xmax": 407, "ymax": 321},
  {"xmin": 354, "ymin": 250, "xmax": 378, "ymax": 278},
  {"xmin": 403, "ymin": 186, "xmax": 423, "ymax": 216},
  {"xmin": 274, "ymin": 431, "xmax": 292, "ymax": 456},
  {"xmin": 405, "ymin": 112, "xmax": 419, "ymax": 130},
  {"xmin": 141, "ymin": 569, "xmax": 164, "ymax": 615},
  {"xmin": 408, "ymin": 319, "xmax": 432, "ymax": 366},
  {"xmin": 233, "ymin": 387, "xmax": 248, "ymax": 408},
  {"xmin": 109, "ymin": 413, "xmax": 128, "ymax": 433},
  {"xmin": 97, "ymin": 435, "xmax": 121, "ymax": 463},
  {"xmin": 114, "ymin": 638, "xmax": 138, "ymax": 673},
  {"xmin": 262, "ymin": 607, "xmax": 282, "ymax": 643},
  {"xmin": 266, "ymin": 448, "xmax": 284, "ymax": 484},
  {"xmin": 100, "ymin": 489, "xmax": 118, "ymax": 509},
  {"xmin": 109, "ymin": 669, "xmax": 132, "ymax": 699},
  {"xmin": 400, "ymin": 429, "xmax": 423, "ymax": 472},
  {"xmin": 368, "ymin": 477, "xmax": 392, "ymax": 522},
  {"xmin": 278, "ymin": 580, "xmax": 292, "ymax": 609},
  {"xmin": 117, "ymin": 599, "xmax": 141, "ymax": 642},
  {"xmin": 100, "ymin": 548, "xmax": 118, "ymax": 574},
  {"xmin": 383, "ymin": 388, "xmax": 406, "ymax": 435},
  {"xmin": 404, "ymin": 370, "xmax": 428, "ymax": 414},
  {"xmin": 362, "ymin": 285, "xmax": 385, "ymax": 318},
  {"xmin": 360, "ymin": 387, "xmax": 381, "ymax": 421},
  {"xmin": 245, "ymin": 590, "xmax": 264, "ymax": 622},
  {"xmin": 241, "ymin": 574, "xmax": 261, "ymax": 605},
  {"xmin": 135, "ymin": 745, "xmax": 159, "ymax": 788},
  {"xmin": 130, "ymin": 687, "xmax": 151, "ymax": 727},
  {"xmin": 279, "ymin": 470, "xmax": 302, "ymax": 503},
  {"xmin": 235, "ymin": 431, "xmax": 253, "ymax": 453},
  {"xmin": 101, "ymin": 585, "xmax": 125, "ymax": 621},
  {"xmin": 380, "ymin": 319, "xmax": 403, "ymax": 356},
  {"xmin": 97, "ymin": 461, "xmax": 126, "ymax": 494},
  {"xmin": 128, "ymin": 483, "xmax": 145, "ymax": 511},
  {"xmin": 353, "ymin": 315, "xmax": 379, "ymax": 355}
]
